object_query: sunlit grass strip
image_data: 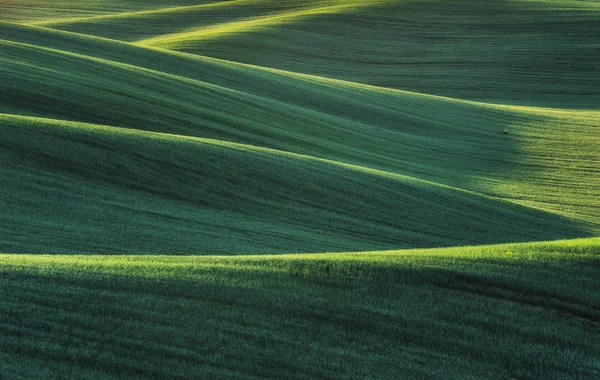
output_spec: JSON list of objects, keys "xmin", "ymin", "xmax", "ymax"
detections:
[
  {"xmin": 137, "ymin": 1, "xmax": 388, "ymax": 47},
  {"xmin": 2, "ymin": 237, "xmax": 599, "ymax": 270}
]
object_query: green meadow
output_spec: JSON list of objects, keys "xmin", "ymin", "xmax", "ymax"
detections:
[
  {"xmin": 1, "ymin": 239, "xmax": 600, "ymax": 379},
  {"xmin": 1, "ymin": 0, "xmax": 599, "ymax": 378}
]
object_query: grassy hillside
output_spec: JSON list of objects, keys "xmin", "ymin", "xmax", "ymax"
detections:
[
  {"xmin": 1, "ymin": 238, "xmax": 599, "ymax": 378},
  {"xmin": 27, "ymin": 0, "xmax": 331, "ymax": 41},
  {"xmin": 2, "ymin": 0, "xmax": 599, "ymax": 378},
  {"xmin": 0, "ymin": 0, "xmax": 222, "ymax": 23},
  {"xmin": 13, "ymin": 0, "xmax": 600, "ymax": 107},
  {"xmin": 2, "ymin": 113, "xmax": 588, "ymax": 254},
  {"xmin": 140, "ymin": 0, "xmax": 600, "ymax": 108},
  {"xmin": 2, "ymin": 22, "xmax": 599, "ymax": 230}
]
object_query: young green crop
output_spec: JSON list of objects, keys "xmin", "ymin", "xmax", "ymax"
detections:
[
  {"xmin": 1, "ymin": 22, "xmax": 598, "ymax": 235},
  {"xmin": 1, "ymin": 1, "xmax": 598, "ymax": 378},
  {"xmin": 1, "ymin": 238, "xmax": 599, "ymax": 379},
  {"xmin": 2, "ymin": 113, "xmax": 589, "ymax": 254}
]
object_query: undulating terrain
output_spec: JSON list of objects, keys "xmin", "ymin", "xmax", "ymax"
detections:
[{"xmin": 1, "ymin": 0, "xmax": 599, "ymax": 378}]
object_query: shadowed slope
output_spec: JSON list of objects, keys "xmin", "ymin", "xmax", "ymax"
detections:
[
  {"xmin": 0, "ymin": 0, "xmax": 225, "ymax": 23},
  {"xmin": 1, "ymin": 114, "xmax": 589, "ymax": 254},
  {"xmin": 28, "ymin": 0, "xmax": 338, "ymax": 42},
  {"xmin": 17, "ymin": 0, "xmax": 600, "ymax": 108},
  {"xmin": 1, "ymin": 238, "xmax": 599, "ymax": 378},
  {"xmin": 1, "ymin": 22, "xmax": 598, "ymax": 229},
  {"xmin": 138, "ymin": 0, "xmax": 600, "ymax": 108},
  {"xmin": 135, "ymin": 1, "xmax": 384, "ymax": 46}
]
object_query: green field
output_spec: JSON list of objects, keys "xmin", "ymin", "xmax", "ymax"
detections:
[
  {"xmin": 1, "ymin": 0, "xmax": 599, "ymax": 378},
  {"xmin": 1, "ymin": 239, "xmax": 599, "ymax": 379}
]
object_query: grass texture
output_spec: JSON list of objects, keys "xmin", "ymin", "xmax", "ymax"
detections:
[
  {"xmin": 1, "ymin": 238, "xmax": 599, "ymax": 378},
  {"xmin": 1, "ymin": 0, "xmax": 599, "ymax": 378},
  {"xmin": 0, "ymin": 113, "xmax": 590, "ymax": 254},
  {"xmin": 1, "ymin": 22, "xmax": 598, "ymax": 233},
  {"xmin": 8, "ymin": 0, "xmax": 600, "ymax": 107}
]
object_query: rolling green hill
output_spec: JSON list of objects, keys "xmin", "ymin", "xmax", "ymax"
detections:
[
  {"xmin": 0, "ymin": 0, "xmax": 223, "ymax": 24},
  {"xmin": 1, "ymin": 238, "xmax": 599, "ymax": 378},
  {"xmin": 0, "ymin": 113, "xmax": 589, "ymax": 254},
  {"xmin": 26, "ymin": 0, "xmax": 328, "ymax": 41},
  {"xmin": 2, "ymin": 22, "xmax": 599, "ymax": 232},
  {"xmin": 10, "ymin": 0, "xmax": 600, "ymax": 107},
  {"xmin": 1, "ymin": 0, "xmax": 599, "ymax": 378}
]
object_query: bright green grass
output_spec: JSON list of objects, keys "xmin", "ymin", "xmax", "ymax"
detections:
[
  {"xmin": 2, "ymin": 113, "xmax": 589, "ymax": 254},
  {"xmin": 1, "ymin": 238, "xmax": 599, "ymax": 378},
  {"xmin": 1, "ymin": 22, "xmax": 599, "ymax": 230}
]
